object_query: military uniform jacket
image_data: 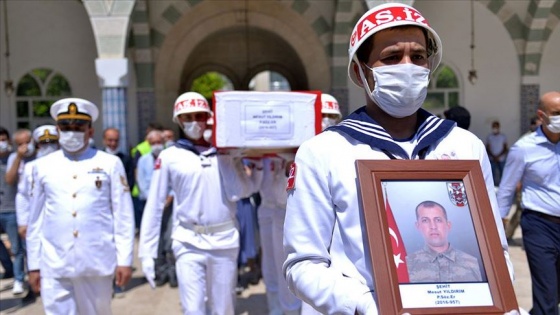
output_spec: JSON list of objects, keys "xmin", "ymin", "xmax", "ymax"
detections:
[
  {"xmin": 27, "ymin": 148, "xmax": 135, "ymax": 278},
  {"xmin": 282, "ymin": 107, "xmax": 512, "ymax": 315},
  {"xmin": 16, "ymin": 157, "xmax": 44, "ymax": 226},
  {"xmin": 139, "ymin": 144, "xmax": 260, "ymax": 261},
  {"xmin": 406, "ymin": 244, "xmax": 482, "ymax": 283}
]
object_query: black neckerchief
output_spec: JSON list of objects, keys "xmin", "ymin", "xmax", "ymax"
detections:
[
  {"xmin": 174, "ymin": 139, "xmax": 200, "ymax": 155},
  {"xmin": 326, "ymin": 106, "xmax": 455, "ymax": 160},
  {"xmin": 175, "ymin": 139, "xmax": 217, "ymax": 158}
]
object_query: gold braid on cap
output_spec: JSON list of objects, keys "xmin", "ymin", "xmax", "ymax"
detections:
[
  {"xmin": 38, "ymin": 129, "xmax": 59, "ymax": 142},
  {"xmin": 56, "ymin": 103, "xmax": 92, "ymax": 121}
]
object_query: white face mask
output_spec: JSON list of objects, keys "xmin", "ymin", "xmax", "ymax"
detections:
[
  {"xmin": 151, "ymin": 144, "xmax": 164, "ymax": 157},
  {"xmin": 182, "ymin": 121, "xmax": 204, "ymax": 140},
  {"xmin": 59, "ymin": 131, "xmax": 86, "ymax": 153},
  {"xmin": 322, "ymin": 117, "xmax": 337, "ymax": 130},
  {"xmin": 0, "ymin": 140, "xmax": 10, "ymax": 153},
  {"xmin": 25, "ymin": 141, "xmax": 36, "ymax": 157},
  {"xmin": 105, "ymin": 147, "xmax": 119, "ymax": 155},
  {"xmin": 203, "ymin": 129, "xmax": 212, "ymax": 143},
  {"xmin": 545, "ymin": 114, "xmax": 560, "ymax": 133},
  {"xmin": 165, "ymin": 140, "xmax": 175, "ymax": 148},
  {"xmin": 37, "ymin": 143, "xmax": 59, "ymax": 158},
  {"xmin": 360, "ymin": 63, "xmax": 430, "ymax": 118}
]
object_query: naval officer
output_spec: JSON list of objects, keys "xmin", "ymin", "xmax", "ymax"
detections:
[{"xmin": 26, "ymin": 98, "xmax": 135, "ymax": 315}]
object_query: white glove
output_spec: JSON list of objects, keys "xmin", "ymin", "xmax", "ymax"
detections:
[
  {"xmin": 504, "ymin": 310, "xmax": 520, "ymax": 315},
  {"xmin": 141, "ymin": 257, "xmax": 156, "ymax": 289},
  {"xmin": 356, "ymin": 292, "xmax": 378, "ymax": 315}
]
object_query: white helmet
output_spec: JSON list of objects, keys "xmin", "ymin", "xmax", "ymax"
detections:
[
  {"xmin": 321, "ymin": 93, "xmax": 341, "ymax": 117},
  {"xmin": 172, "ymin": 92, "xmax": 212, "ymax": 123},
  {"xmin": 347, "ymin": 3, "xmax": 442, "ymax": 87}
]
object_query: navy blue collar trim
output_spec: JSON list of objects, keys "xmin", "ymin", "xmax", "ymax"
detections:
[
  {"xmin": 175, "ymin": 139, "xmax": 217, "ymax": 157},
  {"xmin": 327, "ymin": 106, "xmax": 455, "ymax": 159},
  {"xmin": 175, "ymin": 139, "xmax": 200, "ymax": 155}
]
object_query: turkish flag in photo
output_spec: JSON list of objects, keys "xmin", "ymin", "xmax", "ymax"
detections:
[{"xmin": 386, "ymin": 197, "xmax": 410, "ymax": 283}]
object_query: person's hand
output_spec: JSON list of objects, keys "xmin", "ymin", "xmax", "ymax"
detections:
[
  {"xmin": 28, "ymin": 270, "xmax": 41, "ymax": 293},
  {"xmin": 141, "ymin": 258, "xmax": 156, "ymax": 289},
  {"xmin": 18, "ymin": 226, "xmax": 27, "ymax": 239},
  {"xmin": 504, "ymin": 310, "xmax": 520, "ymax": 315},
  {"xmin": 16, "ymin": 142, "xmax": 30, "ymax": 158},
  {"xmin": 165, "ymin": 195, "xmax": 173, "ymax": 208},
  {"xmin": 115, "ymin": 266, "xmax": 132, "ymax": 287}
]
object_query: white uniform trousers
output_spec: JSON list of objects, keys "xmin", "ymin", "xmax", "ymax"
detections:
[
  {"xmin": 40, "ymin": 275, "xmax": 113, "ymax": 315},
  {"xmin": 258, "ymin": 206, "xmax": 302, "ymax": 315},
  {"xmin": 173, "ymin": 239, "xmax": 238, "ymax": 315}
]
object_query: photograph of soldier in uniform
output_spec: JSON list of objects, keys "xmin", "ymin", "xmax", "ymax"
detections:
[
  {"xmin": 406, "ymin": 200, "xmax": 483, "ymax": 283},
  {"xmin": 383, "ymin": 180, "xmax": 487, "ymax": 284}
]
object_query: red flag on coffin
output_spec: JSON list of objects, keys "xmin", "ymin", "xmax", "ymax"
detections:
[{"xmin": 386, "ymin": 197, "xmax": 410, "ymax": 283}]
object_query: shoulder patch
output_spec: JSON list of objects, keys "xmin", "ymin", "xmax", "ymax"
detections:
[
  {"xmin": 154, "ymin": 158, "xmax": 161, "ymax": 170},
  {"xmin": 286, "ymin": 162, "xmax": 296, "ymax": 191}
]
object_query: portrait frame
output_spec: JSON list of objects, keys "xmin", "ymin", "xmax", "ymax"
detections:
[{"xmin": 356, "ymin": 160, "xmax": 518, "ymax": 314}]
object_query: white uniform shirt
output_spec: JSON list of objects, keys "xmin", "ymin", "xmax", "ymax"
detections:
[
  {"xmin": 15, "ymin": 159, "xmax": 36, "ymax": 226},
  {"xmin": 26, "ymin": 148, "xmax": 135, "ymax": 278},
  {"xmin": 258, "ymin": 157, "xmax": 289, "ymax": 211},
  {"xmin": 282, "ymin": 108, "xmax": 513, "ymax": 314},
  {"xmin": 139, "ymin": 144, "xmax": 259, "ymax": 260}
]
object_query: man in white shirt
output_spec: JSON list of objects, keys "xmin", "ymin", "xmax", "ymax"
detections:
[
  {"xmin": 497, "ymin": 91, "xmax": 560, "ymax": 315},
  {"xmin": 486, "ymin": 120, "xmax": 508, "ymax": 186}
]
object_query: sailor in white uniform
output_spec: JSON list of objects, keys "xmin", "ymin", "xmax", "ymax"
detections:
[
  {"xmin": 282, "ymin": 4, "xmax": 515, "ymax": 315},
  {"xmin": 26, "ymin": 98, "xmax": 135, "ymax": 315},
  {"xmin": 16, "ymin": 124, "xmax": 60, "ymax": 239},
  {"xmin": 139, "ymin": 92, "xmax": 261, "ymax": 315}
]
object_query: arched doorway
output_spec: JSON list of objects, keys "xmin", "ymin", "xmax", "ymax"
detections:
[
  {"xmin": 180, "ymin": 27, "xmax": 306, "ymax": 92},
  {"xmin": 154, "ymin": 1, "xmax": 330, "ymax": 124}
]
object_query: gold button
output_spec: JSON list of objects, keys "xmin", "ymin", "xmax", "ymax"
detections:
[
  {"xmin": 73, "ymin": 230, "xmax": 78, "ymax": 237},
  {"xmin": 72, "ymin": 211, "xmax": 77, "ymax": 217},
  {"xmin": 73, "ymin": 175, "xmax": 77, "ymax": 179},
  {"xmin": 72, "ymin": 193, "xmax": 77, "ymax": 198}
]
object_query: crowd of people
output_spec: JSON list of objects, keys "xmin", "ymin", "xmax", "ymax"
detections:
[{"xmin": 0, "ymin": 2, "xmax": 558, "ymax": 315}]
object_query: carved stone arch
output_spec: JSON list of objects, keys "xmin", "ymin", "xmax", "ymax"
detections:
[
  {"xmin": 242, "ymin": 63, "xmax": 303, "ymax": 91},
  {"xmin": 154, "ymin": 1, "xmax": 330, "ymax": 123},
  {"xmin": 181, "ymin": 64, "xmax": 242, "ymax": 93}
]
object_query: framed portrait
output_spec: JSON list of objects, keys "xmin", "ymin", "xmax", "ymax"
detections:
[{"xmin": 356, "ymin": 160, "xmax": 518, "ymax": 314}]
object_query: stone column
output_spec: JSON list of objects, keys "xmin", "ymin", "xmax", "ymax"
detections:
[
  {"xmin": 96, "ymin": 58, "xmax": 130, "ymax": 153},
  {"xmin": 520, "ymin": 83, "xmax": 540, "ymax": 135},
  {"xmin": 84, "ymin": 0, "xmax": 135, "ymax": 152}
]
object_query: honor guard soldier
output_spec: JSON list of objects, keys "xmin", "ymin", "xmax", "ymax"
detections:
[
  {"xmin": 282, "ymin": 3, "xmax": 516, "ymax": 314},
  {"xmin": 16, "ymin": 124, "xmax": 60, "ymax": 239},
  {"xmin": 139, "ymin": 91, "xmax": 261, "ymax": 315},
  {"xmin": 26, "ymin": 98, "xmax": 135, "ymax": 315},
  {"xmin": 320, "ymin": 93, "xmax": 342, "ymax": 130}
]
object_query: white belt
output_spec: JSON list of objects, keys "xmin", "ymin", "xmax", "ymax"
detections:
[{"xmin": 181, "ymin": 220, "xmax": 236, "ymax": 234}]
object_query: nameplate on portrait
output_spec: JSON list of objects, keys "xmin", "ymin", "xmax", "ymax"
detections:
[{"xmin": 400, "ymin": 283, "xmax": 493, "ymax": 308}]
